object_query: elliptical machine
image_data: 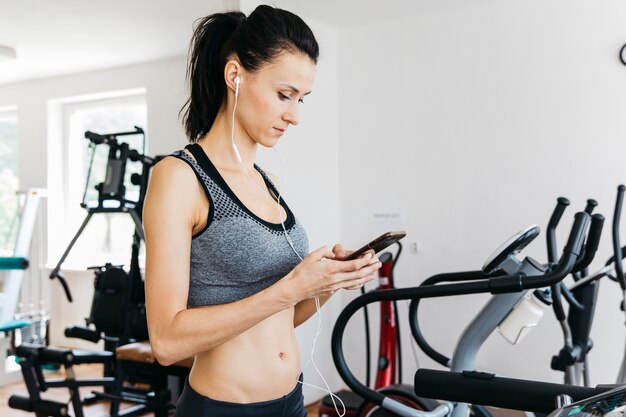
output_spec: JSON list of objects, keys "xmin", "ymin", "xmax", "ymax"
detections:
[
  {"xmin": 331, "ymin": 211, "xmax": 591, "ymax": 417},
  {"xmin": 549, "ymin": 185, "xmax": 626, "ymax": 386},
  {"xmin": 546, "ymin": 197, "xmax": 606, "ymax": 387}
]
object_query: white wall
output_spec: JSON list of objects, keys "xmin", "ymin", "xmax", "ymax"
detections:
[
  {"xmin": 0, "ymin": 16, "xmax": 341, "ymax": 404},
  {"xmin": 338, "ymin": 0, "xmax": 626, "ymax": 388}
]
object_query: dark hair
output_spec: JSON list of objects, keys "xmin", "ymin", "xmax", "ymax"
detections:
[{"xmin": 180, "ymin": 5, "xmax": 319, "ymax": 142}]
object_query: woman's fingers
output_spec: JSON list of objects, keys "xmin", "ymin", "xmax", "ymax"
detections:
[
  {"xmin": 331, "ymin": 253, "xmax": 379, "ymax": 273},
  {"xmin": 308, "ymin": 245, "xmax": 336, "ymax": 261},
  {"xmin": 330, "ymin": 263, "xmax": 381, "ymax": 289},
  {"xmin": 332, "ymin": 244, "xmax": 347, "ymax": 259}
]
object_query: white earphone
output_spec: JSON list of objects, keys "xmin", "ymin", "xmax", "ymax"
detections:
[
  {"xmin": 232, "ymin": 76, "xmax": 242, "ymax": 162},
  {"xmin": 229, "ymin": 71, "xmax": 344, "ymax": 415},
  {"xmin": 234, "ymin": 76, "xmax": 241, "ymax": 97}
]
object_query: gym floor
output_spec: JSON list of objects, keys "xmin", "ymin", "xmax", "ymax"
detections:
[{"xmin": 0, "ymin": 364, "xmax": 320, "ymax": 416}]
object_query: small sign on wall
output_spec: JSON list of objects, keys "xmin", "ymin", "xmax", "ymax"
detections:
[{"xmin": 369, "ymin": 206, "xmax": 406, "ymax": 231}]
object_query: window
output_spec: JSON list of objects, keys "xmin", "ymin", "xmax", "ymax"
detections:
[
  {"xmin": 48, "ymin": 92, "xmax": 148, "ymax": 269},
  {"xmin": 0, "ymin": 106, "xmax": 19, "ymax": 256}
]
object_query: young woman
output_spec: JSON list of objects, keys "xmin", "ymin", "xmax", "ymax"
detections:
[{"xmin": 143, "ymin": 5, "xmax": 381, "ymax": 417}]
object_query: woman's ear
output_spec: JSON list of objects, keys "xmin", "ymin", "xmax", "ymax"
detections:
[{"xmin": 224, "ymin": 59, "xmax": 242, "ymax": 94}]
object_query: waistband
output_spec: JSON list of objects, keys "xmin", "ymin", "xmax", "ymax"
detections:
[{"xmin": 183, "ymin": 373, "xmax": 304, "ymax": 416}]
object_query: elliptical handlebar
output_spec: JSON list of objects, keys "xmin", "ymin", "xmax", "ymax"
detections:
[
  {"xmin": 409, "ymin": 270, "xmax": 504, "ymax": 368},
  {"xmin": 554, "ymin": 213, "xmax": 606, "ymax": 312},
  {"xmin": 612, "ymin": 185, "xmax": 626, "ymax": 290},
  {"xmin": 413, "ymin": 369, "xmax": 613, "ymax": 414},
  {"xmin": 547, "ymin": 197, "xmax": 571, "ymax": 264},
  {"xmin": 331, "ymin": 213, "xmax": 590, "ymax": 415}
]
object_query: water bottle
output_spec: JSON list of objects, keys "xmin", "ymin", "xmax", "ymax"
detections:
[{"xmin": 498, "ymin": 289, "xmax": 552, "ymax": 344}]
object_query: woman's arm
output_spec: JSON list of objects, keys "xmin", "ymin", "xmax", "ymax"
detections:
[
  {"xmin": 293, "ymin": 295, "xmax": 332, "ymax": 328},
  {"xmin": 144, "ymin": 160, "xmax": 381, "ymax": 365}
]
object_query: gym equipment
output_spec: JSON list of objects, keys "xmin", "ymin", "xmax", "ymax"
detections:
[
  {"xmin": 546, "ymin": 197, "xmax": 605, "ymax": 387},
  {"xmin": 319, "ymin": 243, "xmax": 438, "ymax": 417},
  {"xmin": 49, "ymin": 127, "xmax": 152, "ymax": 302},
  {"xmin": 0, "ymin": 189, "xmax": 46, "ymax": 324},
  {"xmin": 0, "ymin": 188, "xmax": 47, "ymax": 385},
  {"xmin": 610, "ymin": 185, "xmax": 626, "ymax": 384},
  {"xmin": 412, "ymin": 205, "xmax": 601, "ymax": 417},
  {"xmin": 544, "ymin": 188, "xmax": 626, "ymax": 387},
  {"xmin": 8, "ymin": 342, "xmax": 116, "ymax": 417},
  {"xmin": 8, "ymin": 129, "xmax": 185, "ymax": 417},
  {"xmin": 331, "ymin": 211, "xmax": 589, "ymax": 417},
  {"xmin": 408, "ymin": 198, "xmax": 601, "ymax": 394}
]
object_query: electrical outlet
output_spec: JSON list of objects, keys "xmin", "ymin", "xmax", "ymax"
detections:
[{"xmin": 410, "ymin": 242, "xmax": 420, "ymax": 254}]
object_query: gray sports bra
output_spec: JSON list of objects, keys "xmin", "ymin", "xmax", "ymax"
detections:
[{"xmin": 169, "ymin": 143, "xmax": 309, "ymax": 307}]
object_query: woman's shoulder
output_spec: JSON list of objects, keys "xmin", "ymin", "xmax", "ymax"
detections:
[
  {"xmin": 148, "ymin": 153, "xmax": 202, "ymax": 199},
  {"xmin": 145, "ymin": 153, "xmax": 206, "ymax": 228},
  {"xmin": 153, "ymin": 152, "xmax": 195, "ymax": 178}
]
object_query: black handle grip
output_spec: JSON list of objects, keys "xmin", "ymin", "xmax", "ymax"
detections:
[
  {"xmin": 65, "ymin": 326, "xmax": 101, "ymax": 343},
  {"xmin": 86, "ymin": 127, "xmax": 142, "ymax": 142},
  {"xmin": 414, "ymin": 369, "xmax": 612, "ymax": 413},
  {"xmin": 15, "ymin": 343, "xmax": 40, "ymax": 359},
  {"xmin": 584, "ymin": 199, "xmax": 598, "ymax": 215},
  {"xmin": 8, "ymin": 396, "xmax": 69, "ymax": 416},
  {"xmin": 84, "ymin": 131, "xmax": 110, "ymax": 145},
  {"xmin": 37, "ymin": 346, "xmax": 75, "ymax": 365},
  {"xmin": 547, "ymin": 197, "xmax": 571, "ymax": 263},
  {"xmin": 563, "ymin": 212, "xmax": 590, "ymax": 257},
  {"xmin": 573, "ymin": 214, "xmax": 605, "ymax": 273},
  {"xmin": 8, "ymin": 395, "xmax": 34, "ymax": 412}
]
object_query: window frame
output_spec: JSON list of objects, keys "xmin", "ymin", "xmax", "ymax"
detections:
[{"xmin": 47, "ymin": 92, "xmax": 147, "ymax": 270}]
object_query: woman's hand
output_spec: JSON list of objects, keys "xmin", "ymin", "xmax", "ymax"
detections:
[
  {"xmin": 331, "ymin": 244, "xmax": 379, "ymax": 290},
  {"xmin": 279, "ymin": 245, "xmax": 381, "ymax": 305}
]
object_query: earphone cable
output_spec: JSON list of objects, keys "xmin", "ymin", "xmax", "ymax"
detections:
[{"xmin": 231, "ymin": 85, "xmax": 345, "ymax": 416}]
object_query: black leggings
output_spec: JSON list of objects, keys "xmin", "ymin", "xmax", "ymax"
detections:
[{"xmin": 174, "ymin": 374, "xmax": 307, "ymax": 417}]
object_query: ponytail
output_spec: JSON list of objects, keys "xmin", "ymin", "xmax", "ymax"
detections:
[
  {"xmin": 181, "ymin": 6, "xmax": 319, "ymax": 142},
  {"xmin": 181, "ymin": 12, "xmax": 245, "ymax": 142}
]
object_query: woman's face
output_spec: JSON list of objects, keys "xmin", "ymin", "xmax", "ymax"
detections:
[{"xmin": 236, "ymin": 51, "xmax": 316, "ymax": 148}]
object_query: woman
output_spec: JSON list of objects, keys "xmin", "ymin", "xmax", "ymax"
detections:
[{"xmin": 143, "ymin": 5, "xmax": 381, "ymax": 417}]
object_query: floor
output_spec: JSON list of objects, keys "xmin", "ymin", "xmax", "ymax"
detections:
[{"xmin": 0, "ymin": 363, "xmax": 320, "ymax": 416}]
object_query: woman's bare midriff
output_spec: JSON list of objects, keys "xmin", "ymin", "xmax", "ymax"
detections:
[{"xmin": 188, "ymin": 306, "xmax": 301, "ymax": 403}]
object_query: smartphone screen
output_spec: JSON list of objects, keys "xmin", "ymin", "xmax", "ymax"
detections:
[{"xmin": 343, "ymin": 231, "xmax": 406, "ymax": 261}]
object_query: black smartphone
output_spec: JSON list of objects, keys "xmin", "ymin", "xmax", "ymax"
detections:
[{"xmin": 343, "ymin": 231, "xmax": 407, "ymax": 261}]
